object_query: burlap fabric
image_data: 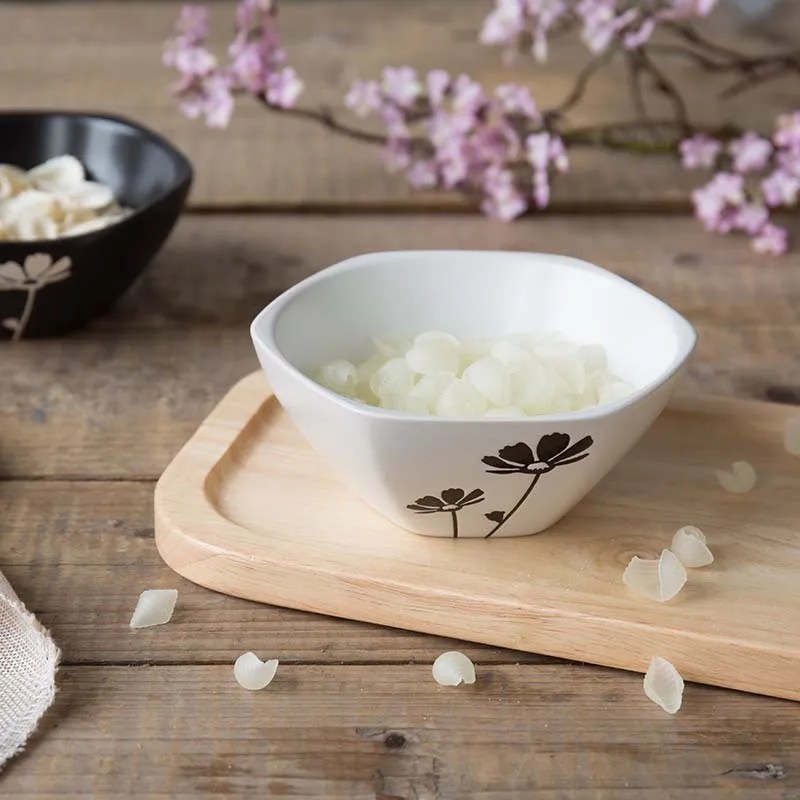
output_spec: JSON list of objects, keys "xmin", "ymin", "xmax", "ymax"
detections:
[{"xmin": 0, "ymin": 572, "xmax": 58, "ymax": 769}]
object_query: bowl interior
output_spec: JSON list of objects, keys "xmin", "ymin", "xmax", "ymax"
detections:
[
  {"xmin": 0, "ymin": 112, "xmax": 191, "ymax": 211},
  {"xmin": 259, "ymin": 251, "xmax": 694, "ymax": 391}
]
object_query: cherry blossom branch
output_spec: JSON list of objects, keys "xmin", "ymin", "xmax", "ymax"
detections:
[{"xmin": 163, "ymin": 0, "xmax": 800, "ymax": 255}]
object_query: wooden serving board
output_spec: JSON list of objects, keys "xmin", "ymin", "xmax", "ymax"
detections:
[{"xmin": 155, "ymin": 372, "xmax": 800, "ymax": 701}]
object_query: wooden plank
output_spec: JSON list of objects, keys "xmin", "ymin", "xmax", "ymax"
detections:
[
  {"xmin": 2, "ymin": 664, "xmax": 799, "ymax": 798},
  {"xmin": 2, "ymin": 213, "xmax": 799, "ymax": 480},
  {"xmin": 0, "ymin": 480, "xmax": 552, "ymax": 665},
  {"xmin": 0, "ymin": 1, "xmax": 796, "ymax": 207}
]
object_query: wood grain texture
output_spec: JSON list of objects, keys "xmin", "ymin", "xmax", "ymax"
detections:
[
  {"xmin": 0, "ymin": 0, "xmax": 797, "ymax": 208},
  {"xmin": 0, "ymin": 480, "xmax": 553, "ymax": 666},
  {"xmin": 2, "ymin": 664, "xmax": 799, "ymax": 799},
  {"xmin": 156, "ymin": 372, "xmax": 800, "ymax": 701},
  {"xmin": 2, "ymin": 213, "xmax": 799, "ymax": 481}
]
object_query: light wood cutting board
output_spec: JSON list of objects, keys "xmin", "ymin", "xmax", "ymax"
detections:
[{"xmin": 155, "ymin": 372, "xmax": 800, "ymax": 701}]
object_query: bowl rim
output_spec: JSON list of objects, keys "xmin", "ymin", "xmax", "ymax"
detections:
[
  {"xmin": 0, "ymin": 109, "xmax": 193, "ymax": 245},
  {"xmin": 250, "ymin": 249, "xmax": 698, "ymax": 424}
]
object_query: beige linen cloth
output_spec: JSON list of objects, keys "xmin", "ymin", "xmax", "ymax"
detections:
[{"xmin": 0, "ymin": 571, "xmax": 59, "ymax": 769}]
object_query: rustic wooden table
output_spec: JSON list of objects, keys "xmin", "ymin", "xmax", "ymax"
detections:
[{"xmin": 1, "ymin": 1, "xmax": 800, "ymax": 798}]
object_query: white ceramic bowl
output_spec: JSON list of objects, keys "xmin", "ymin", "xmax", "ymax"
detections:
[{"xmin": 250, "ymin": 250, "xmax": 697, "ymax": 539}]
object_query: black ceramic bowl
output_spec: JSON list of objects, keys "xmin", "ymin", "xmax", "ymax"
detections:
[{"xmin": 0, "ymin": 111, "xmax": 193, "ymax": 339}]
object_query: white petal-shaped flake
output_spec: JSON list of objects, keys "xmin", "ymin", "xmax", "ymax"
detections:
[
  {"xmin": 671, "ymin": 525, "xmax": 714, "ymax": 568},
  {"xmin": 623, "ymin": 549, "xmax": 687, "ymax": 602},
  {"xmin": 129, "ymin": 589, "xmax": 178, "ymax": 629},
  {"xmin": 716, "ymin": 460, "xmax": 757, "ymax": 494},
  {"xmin": 0, "ymin": 189, "xmax": 56, "ymax": 223},
  {"xmin": 432, "ymin": 651, "xmax": 476, "ymax": 686},
  {"xmin": 27, "ymin": 155, "xmax": 85, "ymax": 191},
  {"xmin": 234, "ymin": 652, "xmax": 279, "ymax": 691},
  {"xmin": 643, "ymin": 656, "xmax": 684, "ymax": 714},
  {"xmin": 60, "ymin": 181, "xmax": 115, "ymax": 211},
  {"xmin": 784, "ymin": 417, "xmax": 800, "ymax": 457}
]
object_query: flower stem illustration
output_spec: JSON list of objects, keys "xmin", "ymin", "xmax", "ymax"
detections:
[
  {"xmin": 482, "ymin": 433, "xmax": 594, "ymax": 539},
  {"xmin": 12, "ymin": 289, "xmax": 37, "ymax": 342},
  {"xmin": 484, "ymin": 473, "xmax": 542, "ymax": 539}
]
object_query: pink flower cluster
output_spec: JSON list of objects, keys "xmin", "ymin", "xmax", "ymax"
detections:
[
  {"xmin": 345, "ymin": 68, "xmax": 568, "ymax": 221},
  {"xmin": 163, "ymin": 1, "xmax": 303, "ymax": 128},
  {"xmin": 681, "ymin": 112, "xmax": 800, "ymax": 255},
  {"xmin": 480, "ymin": 0, "xmax": 719, "ymax": 60}
]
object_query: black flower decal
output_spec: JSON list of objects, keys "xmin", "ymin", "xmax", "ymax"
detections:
[
  {"xmin": 407, "ymin": 488, "xmax": 485, "ymax": 538},
  {"xmin": 482, "ymin": 433, "xmax": 593, "ymax": 538},
  {"xmin": 482, "ymin": 434, "xmax": 593, "ymax": 475}
]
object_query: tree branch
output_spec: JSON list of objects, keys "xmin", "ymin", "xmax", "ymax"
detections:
[
  {"xmin": 548, "ymin": 47, "xmax": 618, "ymax": 118},
  {"xmin": 636, "ymin": 47, "xmax": 690, "ymax": 133}
]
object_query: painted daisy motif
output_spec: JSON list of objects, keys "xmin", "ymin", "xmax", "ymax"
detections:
[
  {"xmin": 406, "ymin": 487, "xmax": 485, "ymax": 538},
  {"xmin": 0, "ymin": 253, "xmax": 72, "ymax": 340}
]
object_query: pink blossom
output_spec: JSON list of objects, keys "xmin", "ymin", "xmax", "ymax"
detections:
[
  {"xmin": 183, "ymin": 75, "xmax": 235, "ymax": 129},
  {"xmin": 345, "ymin": 80, "xmax": 382, "ymax": 117},
  {"xmin": 472, "ymin": 122, "xmax": 518, "ymax": 164},
  {"xmin": 229, "ymin": 41, "xmax": 270, "ymax": 93},
  {"xmin": 177, "ymin": 5, "xmax": 210, "ymax": 43},
  {"xmin": 426, "ymin": 70, "xmax": 451, "ymax": 106},
  {"xmin": 679, "ymin": 134, "xmax": 721, "ymax": 169},
  {"xmin": 691, "ymin": 184, "xmax": 726, "ymax": 232},
  {"xmin": 266, "ymin": 66, "xmax": 303, "ymax": 108},
  {"xmin": 548, "ymin": 135, "xmax": 569, "ymax": 172},
  {"xmin": 578, "ymin": 0, "xmax": 634, "ymax": 54},
  {"xmin": 438, "ymin": 144, "xmax": 470, "ymax": 188},
  {"xmin": 480, "ymin": 0, "xmax": 526, "ymax": 46},
  {"xmin": 165, "ymin": 43, "xmax": 217, "ymax": 76},
  {"xmin": 380, "ymin": 105, "xmax": 411, "ymax": 139},
  {"xmin": 494, "ymin": 84, "xmax": 539, "ymax": 119},
  {"xmin": 525, "ymin": 132, "xmax": 551, "ymax": 170},
  {"xmin": 707, "ymin": 172, "xmax": 745, "ymax": 204},
  {"xmin": 623, "ymin": 18, "xmax": 655, "ymax": 49},
  {"xmin": 237, "ymin": 0, "xmax": 275, "ymax": 30},
  {"xmin": 452, "ymin": 75, "xmax": 487, "ymax": 116},
  {"xmin": 482, "ymin": 169, "xmax": 527, "ymax": 221},
  {"xmin": 532, "ymin": 169, "xmax": 550, "ymax": 208},
  {"xmin": 383, "ymin": 139, "xmax": 412, "ymax": 172},
  {"xmin": 761, "ymin": 169, "xmax": 800, "ymax": 207},
  {"xmin": 777, "ymin": 149, "xmax": 800, "ymax": 178},
  {"xmin": 734, "ymin": 202, "xmax": 768, "ymax": 235},
  {"xmin": 751, "ymin": 223, "xmax": 788, "ymax": 255},
  {"xmin": 774, "ymin": 111, "xmax": 800, "ymax": 151},
  {"xmin": 381, "ymin": 66, "xmax": 421, "ymax": 108},
  {"xmin": 428, "ymin": 111, "xmax": 474, "ymax": 148},
  {"xmin": 729, "ymin": 132, "xmax": 772, "ymax": 173},
  {"xmin": 406, "ymin": 160, "xmax": 439, "ymax": 189}
]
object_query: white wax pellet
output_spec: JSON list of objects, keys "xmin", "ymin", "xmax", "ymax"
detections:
[
  {"xmin": 484, "ymin": 406, "xmax": 527, "ymax": 418},
  {"xmin": 369, "ymin": 358, "xmax": 415, "ymax": 399},
  {"xmin": 414, "ymin": 330, "xmax": 461, "ymax": 348},
  {"xmin": 318, "ymin": 359, "xmax": 358, "ymax": 396},
  {"xmin": 314, "ymin": 329, "xmax": 631, "ymax": 415},
  {"xmin": 598, "ymin": 379, "xmax": 635, "ymax": 405},
  {"xmin": 490, "ymin": 339, "xmax": 532, "ymax": 370},
  {"xmin": 509, "ymin": 361, "xmax": 554, "ymax": 409},
  {"xmin": 579, "ymin": 344, "xmax": 608, "ymax": 374},
  {"xmin": 435, "ymin": 379, "xmax": 487, "ymax": 418},
  {"xmin": 462, "ymin": 357, "xmax": 511, "ymax": 407},
  {"xmin": 406, "ymin": 338, "xmax": 460, "ymax": 375},
  {"xmin": 407, "ymin": 372, "xmax": 454, "ymax": 411}
]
